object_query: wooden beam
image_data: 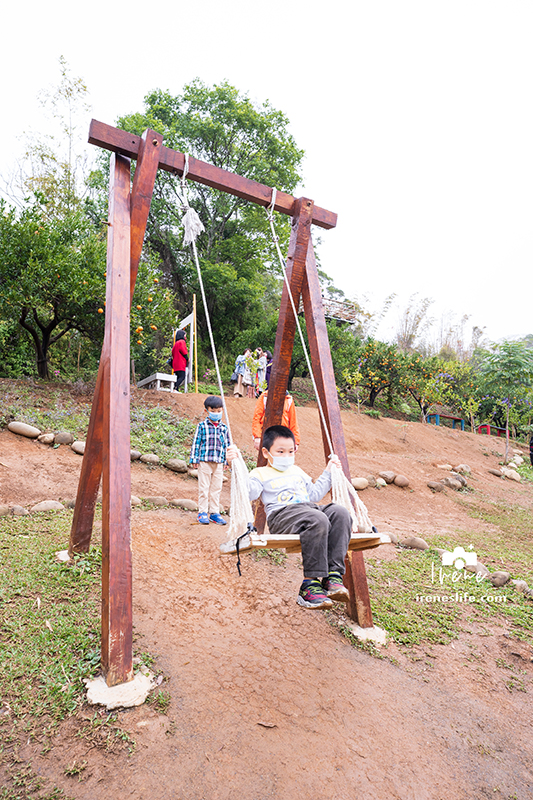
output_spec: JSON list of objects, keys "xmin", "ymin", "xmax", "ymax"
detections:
[
  {"xmin": 101, "ymin": 153, "xmax": 133, "ymax": 686},
  {"xmin": 68, "ymin": 130, "xmax": 163, "ymax": 556},
  {"xmin": 88, "ymin": 120, "xmax": 337, "ymax": 230},
  {"xmin": 301, "ymin": 242, "xmax": 374, "ymax": 628},
  {"xmin": 254, "ymin": 198, "xmax": 314, "ymax": 533}
]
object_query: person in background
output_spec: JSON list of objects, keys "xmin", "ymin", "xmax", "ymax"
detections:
[
  {"xmin": 265, "ymin": 351, "xmax": 273, "ymax": 387},
  {"xmin": 172, "ymin": 330, "xmax": 188, "ymax": 392},
  {"xmin": 243, "ymin": 349, "xmax": 257, "ymax": 398},
  {"xmin": 233, "ymin": 348, "xmax": 251, "ymax": 397},
  {"xmin": 530, "ymin": 432, "xmax": 533, "ymax": 467},
  {"xmin": 189, "ymin": 396, "xmax": 229, "ymax": 525},
  {"xmin": 256, "ymin": 348, "xmax": 267, "ymax": 395},
  {"xmin": 252, "ymin": 389, "xmax": 300, "ymax": 450}
]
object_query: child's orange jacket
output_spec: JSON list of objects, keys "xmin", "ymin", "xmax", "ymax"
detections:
[{"xmin": 252, "ymin": 391, "xmax": 301, "ymax": 445}]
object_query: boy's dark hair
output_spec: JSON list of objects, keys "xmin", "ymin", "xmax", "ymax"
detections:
[
  {"xmin": 204, "ymin": 396, "xmax": 223, "ymax": 410},
  {"xmin": 262, "ymin": 425, "xmax": 295, "ymax": 451}
]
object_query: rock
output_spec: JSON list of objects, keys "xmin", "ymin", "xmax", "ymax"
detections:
[
  {"xmin": 130, "ymin": 450, "xmax": 142, "ymax": 461},
  {"xmin": 188, "ymin": 468, "xmax": 199, "ymax": 479},
  {"xmin": 511, "ymin": 455, "xmax": 524, "ymax": 465},
  {"xmin": 488, "ymin": 468, "xmax": 503, "ymax": 477},
  {"xmin": 0, "ymin": 505, "xmax": 11, "ymax": 516},
  {"xmin": 453, "ymin": 464, "xmax": 472, "ymax": 475},
  {"xmin": 442, "ymin": 477, "xmax": 463, "ymax": 491},
  {"xmin": 71, "ymin": 441, "xmax": 86, "ymax": 455},
  {"xmin": 465, "ymin": 562, "xmax": 490, "ymax": 577},
  {"xmin": 64, "ymin": 499, "xmax": 77, "ymax": 509},
  {"xmin": 131, "ymin": 495, "xmax": 142, "ymax": 506},
  {"xmin": 427, "ymin": 481, "xmax": 444, "ymax": 492},
  {"xmin": 31, "ymin": 500, "xmax": 65, "ymax": 513},
  {"xmin": 352, "ymin": 477, "xmax": 369, "ymax": 491},
  {"xmin": 366, "ymin": 475, "xmax": 377, "ymax": 488},
  {"xmin": 501, "ymin": 467, "xmax": 521, "ymax": 483},
  {"xmin": 512, "ymin": 579, "xmax": 530, "ymax": 594},
  {"xmin": 143, "ymin": 496, "xmax": 168, "ymax": 506},
  {"xmin": 489, "ymin": 571, "xmax": 510, "ymax": 587},
  {"xmin": 11, "ymin": 505, "xmax": 30, "ymax": 516},
  {"xmin": 434, "ymin": 547, "xmax": 446, "ymax": 556},
  {"xmin": 55, "ymin": 431, "xmax": 74, "ymax": 445},
  {"xmin": 436, "ymin": 464, "xmax": 453, "ymax": 471},
  {"xmin": 402, "ymin": 536, "xmax": 429, "ymax": 550},
  {"xmin": 171, "ymin": 498, "xmax": 198, "ymax": 511},
  {"xmin": 375, "ymin": 478, "xmax": 387, "ymax": 488},
  {"xmin": 8, "ymin": 421, "xmax": 41, "ymax": 439},
  {"xmin": 140, "ymin": 453, "xmax": 160, "ymax": 465},
  {"xmin": 393, "ymin": 475, "xmax": 409, "ymax": 488},
  {"xmin": 379, "ymin": 471, "xmax": 396, "ymax": 484},
  {"xmin": 387, "ymin": 532, "xmax": 399, "ymax": 544},
  {"xmin": 450, "ymin": 472, "xmax": 467, "ymax": 487},
  {"xmin": 37, "ymin": 433, "xmax": 55, "ymax": 445},
  {"xmin": 165, "ymin": 458, "xmax": 189, "ymax": 473}
]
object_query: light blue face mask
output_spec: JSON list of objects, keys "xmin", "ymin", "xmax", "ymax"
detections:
[
  {"xmin": 208, "ymin": 411, "xmax": 222, "ymax": 422},
  {"xmin": 270, "ymin": 455, "xmax": 294, "ymax": 471}
]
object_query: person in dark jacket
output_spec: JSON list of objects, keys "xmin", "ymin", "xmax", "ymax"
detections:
[
  {"xmin": 171, "ymin": 330, "xmax": 188, "ymax": 392},
  {"xmin": 530, "ymin": 433, "xmax": 533, "ymax": 467}
]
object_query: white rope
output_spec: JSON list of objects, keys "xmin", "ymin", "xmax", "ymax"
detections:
[
  {"xmin": 265, "ymin": 191, "xmax": 335, "ymax": 457},
  {"xmin": 179, "ymin": 165, "xmax": 255, "ymax": 539},
  {"xmin": 331, "ymin": 465, "xmax": 373, "ymax": 533},
  {"xmin": 266, "ymin": 190, "xmax": 375, "ymax": 532}
]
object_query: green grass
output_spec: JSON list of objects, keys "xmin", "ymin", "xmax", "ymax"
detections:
[
  {"xmin": 362, "ymin": 546, "xmax": 533, "ymax": 650},
  {"xmin": 130, "ymin": 405, "xmax": 196, "ymax": 461},
  {"xmin": 0, "ymin": 513, "xmax": 101, "ymax": 725}
]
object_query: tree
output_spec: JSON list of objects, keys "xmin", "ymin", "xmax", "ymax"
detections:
[
  {"xmin": 478, "ymin": 341, "xmax": 533, "ymax": 461},
  {"xmin": 114, "ymin": 80, "xmax": 305, "ymax": 351},
  {"xmin": 395, "ymin": 294, "xmax": 434, "ymax": 354}
]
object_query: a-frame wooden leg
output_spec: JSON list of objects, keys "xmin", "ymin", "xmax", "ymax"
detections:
[
  {"xmin": 254, "ymin": 198, "xmax": 314, "ymax": 533},
  {"xmin": 301, "ymin": 241, "xmax": 373, "ymax": 628},
  {"xmin": 68, "ymin": 130, "xmax": 163, "ymax": 557},
  {"xmin": 101, "ymin": 153, "xmax": 133, "ymax": 686}
]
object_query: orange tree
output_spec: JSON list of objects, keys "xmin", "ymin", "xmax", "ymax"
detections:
[{"xmin": 345, "ymin": 339, "xmax": 410, "ymax": 408}]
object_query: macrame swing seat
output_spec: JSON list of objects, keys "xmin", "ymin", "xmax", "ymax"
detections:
[{"xmin": 180, "ymin": 172, "xmax": 389, "ymax": 562}]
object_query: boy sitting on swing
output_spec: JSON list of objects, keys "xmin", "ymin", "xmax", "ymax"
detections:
[{"xmin": 227, "ymin": 425, "xmax": 351, "ymax": 610}]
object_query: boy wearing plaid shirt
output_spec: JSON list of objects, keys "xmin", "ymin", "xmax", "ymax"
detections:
[{"xmin": 190, "ymin": 396, "xmax": 230, "ymax": 525}]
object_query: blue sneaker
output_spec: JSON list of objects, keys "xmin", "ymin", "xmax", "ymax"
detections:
[
  {"xmin": 197, "ymin": 512, "xmax": 210, "ymax": 524},
  {"xmin": 322, "ymin": 571, "xmax": 350, "ymax": 603},
  {"xmin": 209, "ymin": 513, "xmax": 227, "ymax": 525}
]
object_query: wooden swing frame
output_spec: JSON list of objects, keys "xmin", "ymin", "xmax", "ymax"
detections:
[{"xmin": 69, "ymin": 120, "xmax": 378, "ymax": 686}]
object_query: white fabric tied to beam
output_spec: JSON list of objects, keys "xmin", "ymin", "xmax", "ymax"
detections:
[
  {"xmin": 182, "ymin": 206, "xmax": 205, "ymax": 246},
  {"xmin": 331, "ymin": 463, "xmax": 374, "ymax": 534}
]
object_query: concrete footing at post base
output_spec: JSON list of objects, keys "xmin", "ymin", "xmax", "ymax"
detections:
[
  {"xmin": 345, "ymin": 622, "xmax": 387, "ymax": 646},
  {"xmin": 84, "ymin": 669, "xmax": 156, "ymax": 710}
]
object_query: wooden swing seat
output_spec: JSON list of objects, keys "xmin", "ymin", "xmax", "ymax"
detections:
[{"xmin": 220, "ymin": 530, "xmax": 391, "ymax": 556}]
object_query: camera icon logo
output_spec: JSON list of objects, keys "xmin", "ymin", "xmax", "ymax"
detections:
[{"xmin": 441, "ymin": 546, "xmax": 477, "ymax": 571}]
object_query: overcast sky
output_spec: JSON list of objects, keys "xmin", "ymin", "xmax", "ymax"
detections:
[{"xmin": 2, "ymin": 0, "xmax": 531, "ymax": 346}]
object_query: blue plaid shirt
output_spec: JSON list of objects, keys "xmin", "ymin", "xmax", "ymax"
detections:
[{"xmin": 190, "ymin": 419, "xmax": 230, "ymax": 464}]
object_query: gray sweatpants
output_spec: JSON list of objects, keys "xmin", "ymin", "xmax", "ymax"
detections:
[{"xmin": 267, "ymin": 502, "xmax": 351, "ymax": 579}]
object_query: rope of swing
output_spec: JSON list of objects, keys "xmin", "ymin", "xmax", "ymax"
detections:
[
  {"xmin": 179, "ymin": 157, "xmax": 255, "ymax": 540},
  {"xmin": 265, "ymin": 189, "xmax": 373, "ymax": 534}
]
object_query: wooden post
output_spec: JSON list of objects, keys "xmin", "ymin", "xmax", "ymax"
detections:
[
  {"xmin": 254, "ymin": 198, "xmax": 314, "ymax": 532},
  {"xmin": 100, "ymin": 153, "xmax": 133, "ymax": 685},
  {"xmin": 68, "ymin": 130, "xmax": 162, "ymax": 556},
  {"xmin": 301, "ymin": 241, "xmax": 373, "ymax": 628}
]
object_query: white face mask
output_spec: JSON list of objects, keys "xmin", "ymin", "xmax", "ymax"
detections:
[{"xmin": 270, "ymin": 455, "xmax": 294, "ymax": 471}]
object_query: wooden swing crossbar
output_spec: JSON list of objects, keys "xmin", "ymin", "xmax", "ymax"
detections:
[{"xmin": 70, "ymin": 120, "xmax": 376, "ymax": 687}]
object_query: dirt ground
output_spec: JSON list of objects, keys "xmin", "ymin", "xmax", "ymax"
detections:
[{"xmin": 1, "ymin": 388, "xmax": 533, "ymax": 799}]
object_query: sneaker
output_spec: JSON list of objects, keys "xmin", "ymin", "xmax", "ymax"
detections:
[
  {"xmin": 296, "ymin": 579, "xmax": 333, "ymax": 609},
  {"xmin": 322, "ymin": 571, "xmax": 349, "ymax": 603},
  {"xmin": 209, "ymin": 513, "xmax": 227, "ymax": 525},
  {"xmin": 197, "ymin": 512, "xmax": 210, "ymax": 524}
]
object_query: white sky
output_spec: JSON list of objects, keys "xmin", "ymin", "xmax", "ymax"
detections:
[{"xmin": 1, "ymin": 0, "xmax": 531, "ymax": 345}]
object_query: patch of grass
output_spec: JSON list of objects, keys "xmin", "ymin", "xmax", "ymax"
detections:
[
  {"xmin": 75, "ymin": 711, "xmax": 135, "ymax": 754},
  {"xmin": 130, "ymin": 405, "xmax": 196, "ymax": 462},
  {"xmin": 0, "ymin": 513, "xmax": 101, "ymax": 725},
  {"xmin": 148, "ymin": 689, "xmax": 171, "ymax": 714},
  {"xmin": 252, "ymin": 548, "xmax": 287, "ymax": 567},
  {"xmin": 364, "ymin": 409, "xmax": 381, "ymax": 420}
]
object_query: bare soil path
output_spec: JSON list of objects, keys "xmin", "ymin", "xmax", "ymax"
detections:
[{"xmin": 1, "ymin": 388, "xmax": 532, "ymax": 799}]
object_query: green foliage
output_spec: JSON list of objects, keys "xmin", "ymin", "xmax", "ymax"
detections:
[{"xmin": 115, "ymin": 79, "xmax": 305, "ymax": 355}]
